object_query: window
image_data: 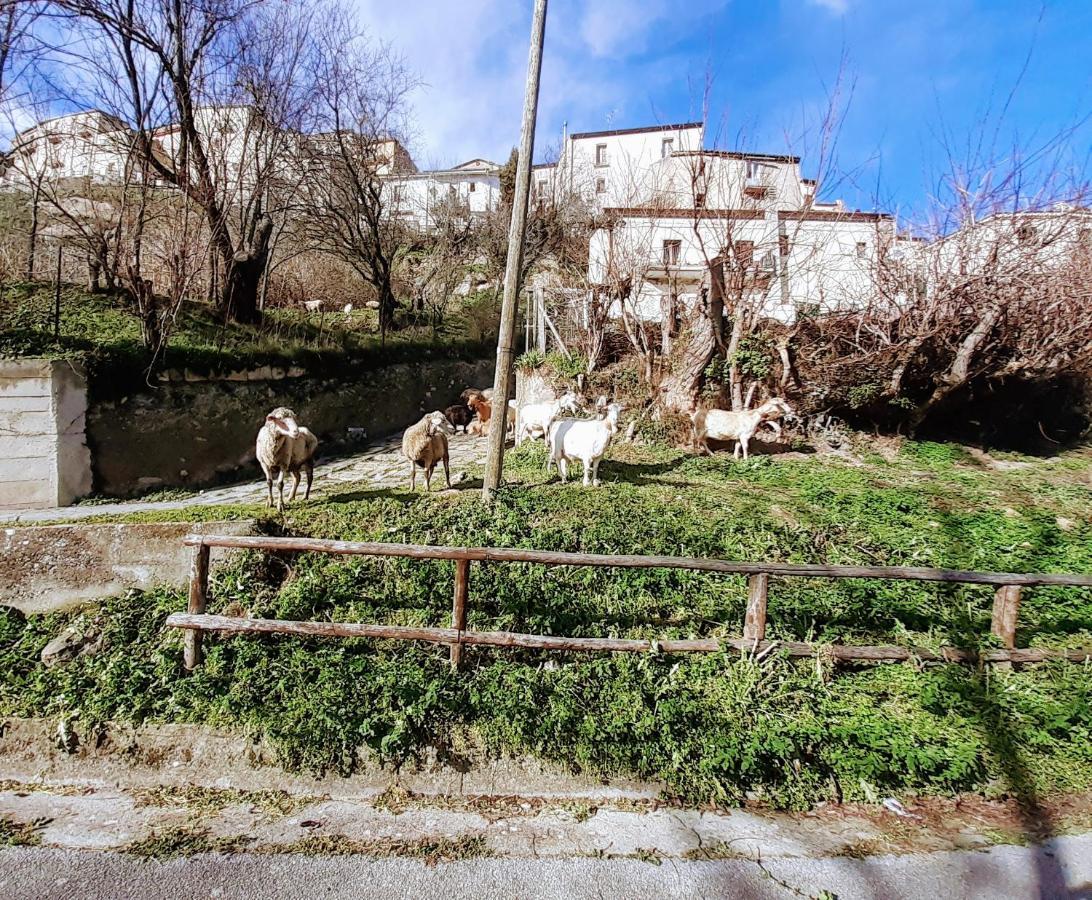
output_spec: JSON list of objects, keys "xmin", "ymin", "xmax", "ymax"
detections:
[
  {"xmin": 595, "ymin": 177, "xmax": 606, "ymax": 194},
  {"xmin": 661, "ymin": 137, "xmax": 674, "ymax": 159},
  {"xmin": 468, "ymin": 182, "xmax": 476, "ymax": 192},
  {"xmin": 733, "ymin": 240, "xmax": 754, "ymax": 269},
  {"xmin": 391, "ymin": 185, "xmax": 403, "ymax": 203},
  {"xmin": 662, "ymin": 239, "xmax": 681, "ymax": 266},
  {"xmin": 595, "ymin": 143, "xmax": 608, "ymax": 166},
  {"xmin": 855, "ymin": 241, "xmax": 867, "ymax": 258},
  {"xmin": 1017, "ymin": 224, "xmax": 1037, "ymax": 244},
  {"xmin": 779, "ymin": 233, "xmax": 790, "ymax": 257},
  {"xmin": 537, "ymin": 179, "xmax": 547, "ymax": 198},
  {"xmin": 746, "ymin": 160, "xmax": 762, "ymax": 180},
  {"xmin": 694, "ymin": 192, "xmax": 706, "ymax": 209}
]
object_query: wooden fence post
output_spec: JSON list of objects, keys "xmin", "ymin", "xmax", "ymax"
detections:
[
  {"xmin": 991, "ymin": 584, "xmax": 1022, "ymax": 658},
  {"xmin": 450, "ymin": 558, "xmax": 471, "ymax": 669},
  {"xmin": 744, "ymin": 573, "xmax": 769, "ymax": 643},
  {"xmin": 183, "ymin": 543, "xmax": 210, "ymax": 670}
]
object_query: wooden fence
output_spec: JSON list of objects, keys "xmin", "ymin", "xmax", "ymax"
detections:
[{"xmin": 166, "ymin": 533, "xmax": 1092, "ymax": 671}]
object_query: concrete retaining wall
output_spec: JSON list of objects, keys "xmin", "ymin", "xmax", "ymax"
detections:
[
  {"xmin": 0, "ymin": 358, "xmax": 92, "ymax": 510},
  {"xmin": 0, "ymin": 519, "xmax": 254, "ymax": 614},
  {"xmin": 88, "ymin": 357, "xmax": 495, "ymax": 496}
]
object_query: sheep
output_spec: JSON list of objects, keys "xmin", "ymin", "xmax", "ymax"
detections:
[
  {"xmin": 256, "ymin": 407, "xmax": 319, "ymax": 512},
  {"xmin": 547, "ymin": 402, "xmax": 624, "ymax": 487},
  {"xmin": 515, "ymin": 391, "xmax": 581, "ymax": 446},
  {"xmin": 691, "ymin": 398, "xmax": 795, "ymax": 460},
  {"xmin": 444, "ymin": 403, "xmax": 473, "ymax": 434},
  {"xmin": 402, "ymin": 410, "xmax": 455, "ymax": 491}
]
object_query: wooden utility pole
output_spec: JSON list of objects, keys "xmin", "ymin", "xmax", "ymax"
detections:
[{"xmin": 482, "ymin": 0, "xmax": 548, "ymax": 501}]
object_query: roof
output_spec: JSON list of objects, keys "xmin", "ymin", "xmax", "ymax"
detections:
[
  {"xmin": 532, "ymin": 162, "xmax": 557, "ymax": 170},
  {"xmin": 453, "ymin": 158, "xmax": 499, "ymax": 171},
  {"xmin": 672, "ymin": 149, "xmax": 802, "ymax": 164},
  {"xmin": 569, "ymin": 121, "xmax": 704, "ymax": 141},
  {"xmin": 602, "ymin": 206, "xmax": 892, "ymax": 223}
]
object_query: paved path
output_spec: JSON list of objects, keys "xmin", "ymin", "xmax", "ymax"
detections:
[
  {"xmin": 0, "ymin": 433, "xmax": 491, "ymax": 524},
  {"xmin": 3, "ymin": 838, "xmax": 1091, "ymax": 900}
]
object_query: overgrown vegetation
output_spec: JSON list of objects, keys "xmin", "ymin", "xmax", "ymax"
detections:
[
  {"xmin": 0, "ymin": 281, "xmax": 494, "ymax": 380},
  {"xmin": 1, "ymin": 440, "xmax": 1089, "ymax": 810}
]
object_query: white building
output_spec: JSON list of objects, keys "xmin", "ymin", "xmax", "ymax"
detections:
[
  {"xmin": 0, "ymin": 111, "xmax": 140, "ymax": 189},
  {"xmin": 550, "ymin": 120, "xmax": 895, "ymax": 324},
  {"xmin": 386, "ymin": 158, "xmax": 501, "ymax": 230}
]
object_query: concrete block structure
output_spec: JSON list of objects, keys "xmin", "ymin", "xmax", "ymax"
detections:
[{"xmin": 0, "ymin": 358, "xmax": 92, "ymax": 509}]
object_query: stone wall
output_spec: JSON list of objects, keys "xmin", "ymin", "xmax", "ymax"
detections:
[
  {"xmin": 0, "ymin": 519, "xmax": 254, "ymax": 614},
  {"xmin": 88, "ymin": 356, "xmax": 495, "ymax": 496},
  {"xmin": 0, "ymin": 358, "xmax": 92, "ymax": 509}
]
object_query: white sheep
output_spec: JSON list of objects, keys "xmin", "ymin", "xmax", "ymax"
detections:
[
  {"xmin": 256, "ymin": 407, "xmax": 319, "ymax": 511},
  {"xmin": 547, "ymin": 402, "xmax": 624, "ymax": 487},
  {"xmin": 514, "ymin": 391, "xmax": 581, "ymax": 446},
  {"xmin": 402, "ymin": 410, "xmax": 455, "ymax": 491},
  {"xmin": 691, "ymin": 398, "xmax": 795, "ymax": 460}
]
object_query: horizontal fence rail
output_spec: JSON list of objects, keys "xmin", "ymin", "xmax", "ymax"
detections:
[{"xmin": 170, "ymin": 534, "xmax": 1092, "ymax": 671}]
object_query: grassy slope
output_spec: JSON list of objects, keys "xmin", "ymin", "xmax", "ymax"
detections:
[
  {"xmin": 0, "ymin": 281, "xmax": 491, "ymax": 380},
  {"xmin": 1, "ymin": 439, "xmax": 1091, "ymax": 809}
]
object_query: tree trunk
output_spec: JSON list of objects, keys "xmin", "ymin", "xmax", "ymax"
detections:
[
  {"xmin": 908, "ymin": 302, "xmax": 1003, "ymax": 433},
  {"xmin": 219, "ymin": 216, "xmax": 273, "ymax": 325},
  {"xmin": 660, "ymin": 286, "xmax": 716, "ymax": 413},
  {"xmin": 25, "ymin": 185, "xmax": 40, "ymax": 280}
]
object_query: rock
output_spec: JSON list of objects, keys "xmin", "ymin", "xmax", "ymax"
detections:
[
  {"xmin": 364, "ymin": 300, "xmax": 380, "ymax": 310},
  {"xmin": 41, "ymin": 617, "xmax": 105, "ymax": 668},
  {"xmin": 1057, "ymin": 516, "xmax": 1075, "ymax": 531}
]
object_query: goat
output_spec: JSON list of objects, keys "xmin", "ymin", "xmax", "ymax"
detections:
[
  {"xmin": 547, "ymin": 402, "xmax": 624, "ymax": 487},
  {"xmin": 444, "ymin": 403, "xmax": 473, "ymax": 434},
  {"xmin": 256, "ymin": 407, "xmax": 319, "ymax": 511},
  {"xmin": 465, "ymin": 393, "xmax": 493, "ymax": 433},
  {"xmin": 691, "ymin": 398, "xmax": 795, "ymax": 460},
  {"xmin": 460, "ymin": 387, "xmax": 494, "ymax": 406},
  {"xmin": 515, "ymin": 391, "xmax": 581, "ymax": 446},
  {"xmin": 402, "ymin": 410, "xmax": 454, "ymax": 491}
]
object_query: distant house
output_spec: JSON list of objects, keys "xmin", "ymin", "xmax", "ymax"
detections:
[
  {"xmin": 384, "ymin": 158, "xmax": 502, "ymax": 230},
  {"xmin": 0, "ymin": 111, "xmax": 142, "ymax": 189},
  {"xmin": 526, "ymin": 120, "xmax": 895, "ymax": 324}
]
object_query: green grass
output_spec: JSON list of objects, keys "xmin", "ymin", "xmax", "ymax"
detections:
[
  {"xmin": 1, "ymin": 439, "xmax": 1090, "ymax": 810},
  {"xmin": 0, "ymin": 281, "xmax": 493, "ymax": 384}
]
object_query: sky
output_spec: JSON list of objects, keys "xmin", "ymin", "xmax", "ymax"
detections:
[{"xmin": 352, "ymin": 0, "xmax": 1092, "ymax": 221}]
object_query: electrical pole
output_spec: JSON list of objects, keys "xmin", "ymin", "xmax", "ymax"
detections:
[{"xmin": 482, "ymin": 0, "xmax": 548, "ymax": 501}]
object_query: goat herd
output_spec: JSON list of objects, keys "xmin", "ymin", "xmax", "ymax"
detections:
[{"xmin": 255, "ymin": 390, "xmax": 796, "ymax": 510}]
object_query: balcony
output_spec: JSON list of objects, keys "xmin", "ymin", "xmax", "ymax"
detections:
[{"xmin": 743, "ymin": 174, "xmax": 770, "ymax": 198}]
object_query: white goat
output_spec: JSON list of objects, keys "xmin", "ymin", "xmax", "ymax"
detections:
[
  {"xmin": 256, "ymin": 407, "xmax": 319, "ymax": 511},
  {"xmin": 691, "ymin": 398, "xmax": 795, "ymax": 460},
  {"xmin": 547, "ymin": 402, "xmax": 623, "ymax": 486},
  {"xmin": 515, "ymin": 391, "xmax": 581, "ymax": 446}
]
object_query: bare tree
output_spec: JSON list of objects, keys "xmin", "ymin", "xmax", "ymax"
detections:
[
  {"xmin": 50, "ymin": 0, "xmax": 324, "ymax": 323},
  {"xmin": 298, "ymin": 15, "xmax": 415, "ymax": 341}
]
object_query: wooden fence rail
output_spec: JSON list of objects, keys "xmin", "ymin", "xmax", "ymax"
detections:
[{"xmin": 168, "ymin": 534, "xmax": 1092, "ymax": 671}]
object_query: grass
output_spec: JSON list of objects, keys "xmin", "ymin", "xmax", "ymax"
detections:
[
  {"xmin": 0, "ymin": 437, "xmax": 1090, "ymax": 811},
  {"xmin": 0, "ymin": 815, "xmax": 46, "ymax": 847},
  {"xmin": 0, "ymin": 281, "xmax": 493, "ymax": 385},
  {"xmin": 122, "ymin": 825, "xmax": 252, "ymax": 859}
]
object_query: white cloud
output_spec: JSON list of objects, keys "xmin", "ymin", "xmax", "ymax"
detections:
[{"xmin": 348, "ymin": 0, "xmax": 724, "ymax": 168}]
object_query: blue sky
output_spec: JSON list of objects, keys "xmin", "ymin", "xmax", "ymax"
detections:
[{"xmin": 354, "ymin": 0, "xmax": 1092, "ymax": 220}]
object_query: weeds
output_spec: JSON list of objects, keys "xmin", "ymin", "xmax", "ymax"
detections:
[{"xmin": 0, "ymin": 815, "xmax": 47, "ymax": 847}]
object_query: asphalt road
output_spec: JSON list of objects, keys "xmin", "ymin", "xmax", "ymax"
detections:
[{"xmin": 3, "ymin": 836, "xmax": 1092, "ymax": 900}]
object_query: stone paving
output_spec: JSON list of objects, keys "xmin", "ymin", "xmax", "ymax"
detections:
[{"xmin": 0, "ymin": 433, "xmax": 492, "ymax": 525}]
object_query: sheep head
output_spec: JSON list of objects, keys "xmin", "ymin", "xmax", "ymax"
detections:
[
  {"xmin": 266, "ymin": 407, "xmax": 301, "ymax": 438},
  {"xmin": 424, "ymin": 410, "xmax": 455, "ymax": 436}
]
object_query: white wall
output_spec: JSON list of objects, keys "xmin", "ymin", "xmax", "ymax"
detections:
[
  {"xmin": 0, "ymin": 359, "xmax": 92, "ymax": 509},
  {"xmin": 589, "ymin": 211, "xmax": 891, "ymax": 323}
]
